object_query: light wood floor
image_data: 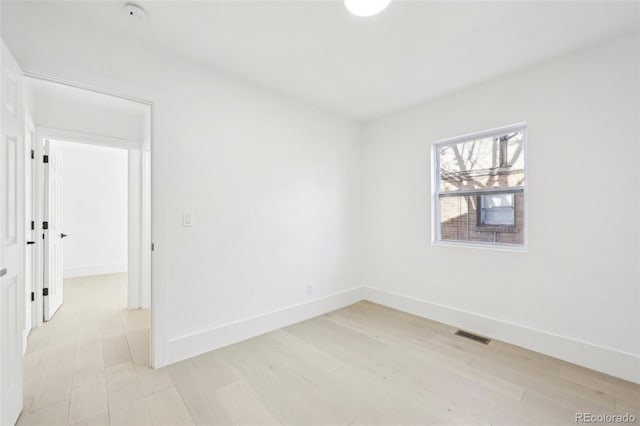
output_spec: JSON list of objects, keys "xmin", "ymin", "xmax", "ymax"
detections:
[{"xmin": 18, "ymin": 274, "xmax": 639, "ymax": 425}]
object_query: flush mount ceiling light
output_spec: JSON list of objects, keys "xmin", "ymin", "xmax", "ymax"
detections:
[
  {"xmin": 124, "ymin": 3, "xmax": 147, "ymax": 20},
  {"xmin": 344, "ymin": 0, "xmax": 392, "ymax": 17}
]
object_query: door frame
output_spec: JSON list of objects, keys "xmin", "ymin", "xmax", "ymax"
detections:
[
  {"xmin": 34, "ymin": 129, "xmax": 150, "ymax": 312},
  {"xmin": 36, "ymin": 128, "xmax": 149, "ymax": 305},
  {"xmin": 23, "ymin": 114, "xmax": 36, "ymax": 349},
  {"xmin": 23, "ymin": 72, "xmax": 161, "ymax": 367}
]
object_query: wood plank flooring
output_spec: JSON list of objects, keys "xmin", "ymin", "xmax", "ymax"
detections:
[{"xmin": 18, "ymin": 273, "xmax": 639, "ymax": 425}]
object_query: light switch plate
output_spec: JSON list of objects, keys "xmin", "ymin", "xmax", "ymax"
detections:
[{"xmin": 183, "ymin": 213, "xmax": 193, "ymax": 227}]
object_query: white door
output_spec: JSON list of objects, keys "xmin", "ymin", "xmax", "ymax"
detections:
[
  {"xmin": 1, "ymin": 41, "xmax": 25, "ymax": 426},
  {"xmin": 24, "ymin": 119, "xmax": 35, "ymax": 348},
  {"xmin": 43, "ymin": 140, "xmax": 64, "ymax": 321}
]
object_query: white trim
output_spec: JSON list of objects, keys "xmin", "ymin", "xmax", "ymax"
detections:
[
  {"xmin": 63, "ymin": 264, "xmax": 127, "ymax": 279},
  {"xmin": 522, "ymin": 125, "xmax": 529, "ymax": 248},
  {"xmin": 430, "ymin": 144, "xmax": 440, "ymax": 242},
  {"xmin": 430, "ymin": 122, "xmax": 528, "ymax": 250},
  {"xmin": 37, "ymin": 126, "xmax": 140, "ymax": 149},
  {"xmin": 167, "ymin": 287, "xmax": 365, "ymax": 365},
  {"xmin": 432, "ymin": 239, "xmax": 528, "ymax": 253},
  {"xmin": 362, "ymin": 287, "xmax": 640, "ymax": 384},
  {"xmin": 23, "ymin": 70, "xmax": 153, "ymax": 107},
  {"xmin": 164, "ymin": 284, "xmax": 639, "ymax": 384},
  {"xmin": 22, "ymin": 330, "xmax": 29, "ymax": 355},
  {"xmin": 439, "ymin": 186, "xmax": 524, "ymax": 197},
  {"xmin": 140, "ymin": 149, "xmax": 151, "ymax": 309},
  {"xmin": 128, "ymin": 148, "xmax": 142, "ymax": 309},
  {"xmin": 33, "ymin": 132, "xmax": 45, "ymax": 328},
  {"xmin": 432, "ymin": 122, "xmax": 528, "ymax": 147},
  {"xmin": 24, "ymin": 114, "xmax": 37, "ymax": 337}
]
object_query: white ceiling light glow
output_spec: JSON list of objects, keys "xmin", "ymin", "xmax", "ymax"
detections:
[{"xmin": 344, "ymin": 0, "xmax": 392, "ymax": 17}]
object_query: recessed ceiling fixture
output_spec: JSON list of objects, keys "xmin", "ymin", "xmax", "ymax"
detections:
[
  {"xmin": 124, "ymin": 3, "xmax": 147, "ymax": 20},
  {"xmin": 344, "ymin": 0, "xmax": 391, "ymax": 17}
]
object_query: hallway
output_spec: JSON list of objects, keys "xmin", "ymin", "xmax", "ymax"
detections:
[{"xmin": 19, "ymin": 273, "xmax": 154, "ymax": 425}]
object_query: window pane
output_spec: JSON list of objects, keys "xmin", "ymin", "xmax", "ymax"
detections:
[
  {"xmin": 482, "ymin": 193, "xmax": 514, "ymax": 208},
  {"xmin": 482, "ymin": 207, "xmax": 514, "ymax": 226},
  {"xmin": 480, "ymin": 193, "xmax": 515, "ymax": 226},
  {"xmin": 439, "ymin": 193, "xmax": 524, "ymax": 244},
  {"xmin": 439, "ymin": 131, "xmax": 525, "ymax": 192}
]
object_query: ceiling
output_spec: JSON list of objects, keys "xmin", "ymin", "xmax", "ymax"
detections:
[{"xmin": 3, "ymin": 1, "xmax": 639, "ymax": 121}]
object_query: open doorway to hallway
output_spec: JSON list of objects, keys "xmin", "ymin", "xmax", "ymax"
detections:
[
  {"xmin": 18, "ymin": 76, "xmax": 153, "ymax": 424},
  {"xmin": 22, "ymin": 74, "xmax": 152, "ymax": 322},
  {"xmin": 52, "ymin": 141, "xmax": 128, "ymax": 285},
  {"xmin": 47, "ymin": 139, "xmax": 130, "ymax": 319}
]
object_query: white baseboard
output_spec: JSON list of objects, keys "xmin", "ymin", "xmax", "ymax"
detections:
[
  {"xmin": 363, "ymin": 287, "xmax": 640, "ymax": 384},
  {"xmin": 64, "ymin": 264, "xmax": 128, "ymax": 278},
  {"xmin": 163, "ymin": 284, "xmax": 639, "ymax": 384},
  {"xmin": 167, "ymin": 287, "xmax": 365, "ymax": 365}
]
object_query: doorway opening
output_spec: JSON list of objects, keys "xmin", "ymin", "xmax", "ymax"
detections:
[
  {"xmin": 45, "ymin": 140, "xmax": 130, "ymax": 320},
  {"xmin": 21, "ymin": 76, "xmax": 152, "ymax": 371}
]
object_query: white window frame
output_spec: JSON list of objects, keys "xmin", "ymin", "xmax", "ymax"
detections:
[{"xmin": 430, "ymin": 122, "xmax": 528, "ymax": 251}]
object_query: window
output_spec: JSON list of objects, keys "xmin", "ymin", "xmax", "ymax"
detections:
[
  {"xmin": 432, "ymin": 123, "xmax": 526, "ymax": 248},
  {"xmin": 478, "ymin": 193, "xmax": 515, "ymax": 226}
]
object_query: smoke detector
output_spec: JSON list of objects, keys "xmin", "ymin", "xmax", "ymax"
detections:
[{"xmin": 124, "ymin": 3, "xmax": 147, "ymax": 20}]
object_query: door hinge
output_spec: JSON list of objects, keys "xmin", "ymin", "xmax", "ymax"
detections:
[
  {"xmin": 43, "ymin": 155, "xmax": 49, "ymax": 163},
  {"xmin": 151, "ymin": 243, "xmax": 155, "ymax": 251},
  {"xmin": 43, "ymin": 221, "xmax": 49, "ymax": 230},
  {"xmin": 43, "ymin": 288, "xmax": 49, "ymax": 296},
  {"xmin": 31, "ymin": 220, "xmax": 35, "ymax": 230},
  {"xmin": 31, "ymin": 149, "xmax": 35, "ymax": 159},
  {"xmin": 31, "ymin": 292, "xmax": 34, "ymax": 302}
]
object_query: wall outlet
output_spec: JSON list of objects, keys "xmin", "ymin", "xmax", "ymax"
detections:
[{"xmin": 306, "ymin": 283, "xmax": 313, "ymax": 295}]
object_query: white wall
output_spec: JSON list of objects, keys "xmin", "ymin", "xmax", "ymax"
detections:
[
  {"xmin": 59, "ymin": 141, "xmax": 128, "ymax": 278},
  {"xmin": 33, "ymin": 95, "xmax": 143, "ymax": 141},
  {"xmin": 156, "ymin": 67, "xmax": 362, "ymax": 363},
  {"xmin": 1, "ymin": 4, "xmax": 362, "ymax": 366},
  {"xmin": 361, "ymin": 34, "xmax": 640, "ymax": 382},
  {"xmin": 24, "ymin": 79, "xmax": 146, "ymax": 142}
]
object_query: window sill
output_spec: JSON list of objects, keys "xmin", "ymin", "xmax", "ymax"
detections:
[{"xmin": 432, "ymin": 239, "xmax": 528, "ymax": 253}]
